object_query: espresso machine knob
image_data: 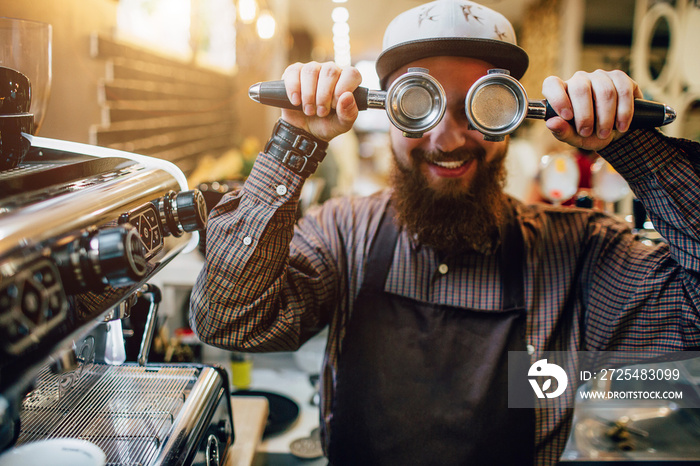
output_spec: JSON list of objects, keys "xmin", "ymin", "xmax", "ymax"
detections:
[
  {"xmin": 157, "ymin": 190, "xmax": 208, "ymax": 237},
  {"xmin": 53, "ymin": 224, "xmax": 148, "ymax": 293},
  {"xmin": 98, "ymin": 225, "xmax": 149, "ymax": 287}
]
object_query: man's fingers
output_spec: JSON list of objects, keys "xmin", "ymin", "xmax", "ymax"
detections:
[
  {"xmin": 282, "ymin": 62, "xmax": 304, "ymax": 107},
  {"xmin": 315, "ymin": 63, "xmax": 343, "ymax": 117},
  {"xmin": 299, "ymin": 62, "xmax": 322, "ymax": 116},
  {"xmin": 589, "ymin": 70, "xmax": 617, "ymax": 140},
  {"xmin": 608, "ymin": 69, "xmax": 640, "ymax": 133}
]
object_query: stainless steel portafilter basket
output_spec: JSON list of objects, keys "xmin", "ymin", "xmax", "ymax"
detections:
[
  {"xmin": 383, "ymin": 67, "xmax": 446, "ymax": 138},
  {"xmin": 465, "ymin": 69, "xmax": 677, "ymax": 142},
  {"xmin": 465, "ymin": 69, "xmax": 529, "ymax": 141},
  {"xmin": 249, "ymin": 67, "xmax": 446, "ymax": 138}
]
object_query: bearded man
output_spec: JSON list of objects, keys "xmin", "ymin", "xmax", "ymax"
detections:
[{"xmin": 190, "ymin": 1, "xmax": 700, "ymax": 464}]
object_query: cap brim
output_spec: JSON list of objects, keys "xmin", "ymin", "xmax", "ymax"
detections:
[{"xmin": 376, "ymin": 37, "xmax": 529, "ymax": 89}]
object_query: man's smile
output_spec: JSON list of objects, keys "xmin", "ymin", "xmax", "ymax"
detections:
[{"xmin": 426, "ymin": 158, "xmax": 475, "ymax": 179}]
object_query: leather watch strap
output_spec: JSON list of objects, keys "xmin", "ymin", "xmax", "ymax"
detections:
[{"xmin": 264, "ymin": 119, "xmax": 329, "ymax": 177}]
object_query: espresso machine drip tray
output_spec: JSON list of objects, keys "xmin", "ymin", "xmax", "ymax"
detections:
[{"xmin": 17, "ymin": 362, "xmax": 233, "ymax": 466}]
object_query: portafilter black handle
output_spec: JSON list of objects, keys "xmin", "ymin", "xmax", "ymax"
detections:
[
  {"xmin": 249, "ymin": 80, "xmax": 373, "ymax": 111},
  {"xmin": 541, "ymin": 99, "xmax": 675, "ymax": 131}
]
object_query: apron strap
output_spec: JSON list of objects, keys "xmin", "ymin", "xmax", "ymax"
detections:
[
  {"xmin": 499, "ymin": 203, "xmax": 526, "ymax": 311},
  {"xmin": 362, "ymin": 204, "xmax": 400, "ymax": 293}
]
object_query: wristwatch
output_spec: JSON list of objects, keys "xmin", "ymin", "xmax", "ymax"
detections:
[{"xmin": 264, "ymin": 119, "xmax": 328, "ymax": 177}]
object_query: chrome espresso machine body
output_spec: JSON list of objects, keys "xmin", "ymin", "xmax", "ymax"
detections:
[{"xmin": 0, "ymin": 136, "xmax": 233, "ymax": 465}]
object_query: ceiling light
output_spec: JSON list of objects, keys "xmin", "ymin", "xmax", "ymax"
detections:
[
  {"xmin": 256, "ymin": 10, "xmax": 276, "ymax": 39},
  {"xmin": 332, "ymin": 7, "xmax": 349, "ymax": 23},
  {"xmin": 332, "ymin": 21, "xmax": 350, "ymax": 35},
  {"xmin": 239, "ymin": 0, "xmax": 257, "ymax": 24}
]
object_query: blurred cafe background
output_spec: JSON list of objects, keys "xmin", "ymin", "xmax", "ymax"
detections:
[{"xmin": 1, "ymin": 0, "xmax": 700, "ymax": 465}]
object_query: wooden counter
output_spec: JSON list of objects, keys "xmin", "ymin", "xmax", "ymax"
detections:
[{"xmin": 226, "ymin": 396, "xmax": 269, "ymax": 466}]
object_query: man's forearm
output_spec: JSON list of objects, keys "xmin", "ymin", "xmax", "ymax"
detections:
[
  {"xmin": 599, "ymin": 128, "xmax": 700, "ymax": 273},
  {"xmin": 189, "ymin": 151, "xmax": 306, "ymax": 349}
]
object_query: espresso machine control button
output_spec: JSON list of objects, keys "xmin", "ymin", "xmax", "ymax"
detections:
[
  {"xmin": 0, "ymin": 259, "xmax": 69, "ymax": 355},
  {"xmin": 157, "ymin": 190, "xmax": 208, "ymax": 237},
  {"xmin": 177, "ymin": 189, "xmax": 208, "ymax": 232},
  {"xmin": 53, "ymin": 225, "xmax": 148, "ymax": 293},
  {"xmin": 98, "ymin": 224, "xmax": 149, "ymax": 287},
  {"xmin": 118, "ymin": 202, "xmax": 164, "ymax": 259}
]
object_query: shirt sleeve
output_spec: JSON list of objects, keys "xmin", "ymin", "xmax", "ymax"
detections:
[
  {"xmin": 189, "ymin": 151, "xmax": 342, "ymax": 352},
  {"xmin": 584, "ymin": 129, "xmax": 700, "ymax": 350}
]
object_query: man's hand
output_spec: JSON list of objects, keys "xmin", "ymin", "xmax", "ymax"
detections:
[
  {"xmin": 542, "ymin": 70, "xmax": 643, "ymax": 151},
  {"xmin": 280, "ymin": 61, "xmax": 363, "ymax": 142}
]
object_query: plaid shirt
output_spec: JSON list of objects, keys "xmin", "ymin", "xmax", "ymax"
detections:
[{"xmin": 190, "ymin": 128, "xmax": 700, "ymax": 465}]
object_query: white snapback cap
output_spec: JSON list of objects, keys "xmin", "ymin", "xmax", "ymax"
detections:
[{"xmin": 376, "ymin": 0, "xmax": 529, "ymax": 89}]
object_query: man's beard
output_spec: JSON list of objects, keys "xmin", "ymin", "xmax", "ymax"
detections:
[{"xmin": 390, "ymin": 144, "xmax": 509, "ymax": 255}]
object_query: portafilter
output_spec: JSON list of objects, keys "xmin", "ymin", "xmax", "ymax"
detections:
[
  {"xmin": 249, "ymin": 67, "xmax": 446, "ymax": 138},
  {"xmin": 465, "ymin": 69, "xmax": 677, "ymax": 142}
]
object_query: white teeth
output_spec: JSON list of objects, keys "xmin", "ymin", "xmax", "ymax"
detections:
[{"xmin": 433, "ymin": 160, "xmax": 466, "ymax": 169}]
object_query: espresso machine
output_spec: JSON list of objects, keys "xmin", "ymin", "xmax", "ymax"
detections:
[{"xmin": 0, "ymin": 19, "xmax": 233, "ymax": 465}]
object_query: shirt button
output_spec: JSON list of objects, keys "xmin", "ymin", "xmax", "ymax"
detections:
[
  {"xmin": 243, "ymin": 236, "xmax": 253, "ymax": 246},
  {"xmin": 527, "ymin": 344, "xmax": 535, "ymax": 355},
  {"xmin": 276, "ymin": 185, "xmax": 288, "ymax": 196},
  {"xmin": 438, "ymin": 263, "xmax": 449, "ymax": 275}
]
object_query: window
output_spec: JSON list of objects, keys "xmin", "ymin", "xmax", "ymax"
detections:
[{"xmin": 116, "ymin": 0, "xmax": 237, "ymax": 72}]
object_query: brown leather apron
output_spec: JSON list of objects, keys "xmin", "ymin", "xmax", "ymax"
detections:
[{"xmin": 328, "ymin": 205, "xmax": 535, "ymax": 465}]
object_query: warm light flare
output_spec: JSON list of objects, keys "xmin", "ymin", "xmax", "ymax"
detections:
[
  {"xmin": 332, "ymin": 7, "xmax": 349, "ymax": 23},
  {"xmin": 239, "ymin": 0, "xmax": 258, "ymax": 24},
  {"xmin": 256, "ymin": 11, "xmax": 276, "ymax": 39}
]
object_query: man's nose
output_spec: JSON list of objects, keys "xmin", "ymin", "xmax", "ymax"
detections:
[{"xmin": 429, "ymin": 111, "xmax": 471, "ymax": 153}]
